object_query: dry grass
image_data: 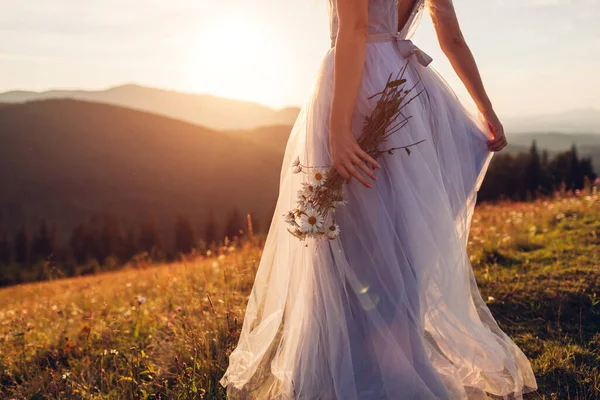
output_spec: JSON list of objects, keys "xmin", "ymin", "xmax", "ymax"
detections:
[{"xmin": 1, "ymin": 190, "xmax": 599, "ymax": 399}]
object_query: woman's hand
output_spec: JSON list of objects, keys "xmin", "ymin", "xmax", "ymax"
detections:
[
  {"xmin": 330, "ymin": 128, "xmax": 380, "ymax": 188},
  {"xmin": 484, "ymin": 110, "xmax": 507, "ymax": 152}
]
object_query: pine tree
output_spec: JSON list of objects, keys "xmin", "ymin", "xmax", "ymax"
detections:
[
  {"xmin": 14, "ymin": 227, "xmax": 29, "ymax": 265},
  {"xmin": 204, "ymin": 209, "xmax": 218, "ymax": 245},
  {"xmin": 69, "ymin": 224, "xmax": 88, "ymax": 264},
  {"xmin": 524, "ymin": 140, "xmax": 542, "ymax": 197},
  {"xmin": 121, "ymin": 226, "xmax": 138, "ymax": 261},
  {"xmin": 569, "ymin": 144, "xmax": 583, "ymax": 190},
  {"xmin": 138, "ymin": 219, "xmax": 161, "ymax": 254},
  {"xmin": 175, "ymin": 215, "xmax": 196, "ymax": 255},
  {"xmin": 100, "ymin": 215, "xmax": 123, "ymax": 264},
  {"xmin": 224, "ymin": 208, "xmax": 243, "ymax": 240},
  {"xmin": 0, "ymin": 232, "xmax": 10, "ymax": 264},
  {"xmin": 30, "ymin": 220, "xmax": 55, "ymax": 263}
]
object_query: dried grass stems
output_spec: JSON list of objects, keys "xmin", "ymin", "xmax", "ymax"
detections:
[{"xmin": 287, "ymin": 62, "xmax": 426, "ymax": 240}]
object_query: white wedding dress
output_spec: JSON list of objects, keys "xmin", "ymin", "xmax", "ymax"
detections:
[{"xmin": 221, "ymin": 0, "xmax": 538, "ymax": 398}]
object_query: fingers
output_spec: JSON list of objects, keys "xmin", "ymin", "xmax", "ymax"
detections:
[
  {"xmin": 487, "ymin": 133, "xmax": 507, "ymax": 152},
  {"xmin": 346, "ymin": 163, "xmax": 372, "ymax": 188},
  {"xmin": 352, "ymin": 155, "xmax": 377, "ymax": 181},
  {"xmin": 335, "ymin": 164, "xmax": 352, "ymax": 183},
  {"xmin": 355, "ymin": 146, "xmax": 381, "ymax": 170}
]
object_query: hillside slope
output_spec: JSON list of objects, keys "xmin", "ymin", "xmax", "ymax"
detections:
[
  {"xmin": 0, "ymin": 99, "xmax": 290, "ymax": 238},
  {"xmin": 0, "ymin": 193, "xmax": 598, "ymax": 398},
  {"xmin": 0, "ymin": 85, "xmax": 301, "ymax": 131}
]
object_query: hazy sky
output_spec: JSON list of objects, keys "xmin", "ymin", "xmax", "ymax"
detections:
[{"xmin": 0, "ymin": 0, "xmax": 598, "ymax": 117}]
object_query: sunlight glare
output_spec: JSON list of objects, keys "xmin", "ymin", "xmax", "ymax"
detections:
[{"xmin": 189, "ymin": 15, "xmax": 285, "ymax": 106}]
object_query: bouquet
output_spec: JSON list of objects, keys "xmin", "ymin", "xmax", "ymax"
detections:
[{"xmin": 285, "ymin": 62, "xmax": 425, "ymax": 241}]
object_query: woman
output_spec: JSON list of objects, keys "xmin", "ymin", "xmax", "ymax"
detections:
[{"xmin": 221, "ymin": 0, "xmax": 537, "ymax": 398}]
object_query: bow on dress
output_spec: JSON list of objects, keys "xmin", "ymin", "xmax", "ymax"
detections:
[{"xmin": 331, "ymin": 31, "xmax": 433, "ymax": 67}]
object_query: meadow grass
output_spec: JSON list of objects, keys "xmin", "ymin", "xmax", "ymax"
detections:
[{"xmin": 1, "ymin": 191, "xmax": 599, "ymax": 399}]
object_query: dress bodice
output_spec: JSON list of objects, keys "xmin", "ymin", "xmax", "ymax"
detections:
[{"xmin": 328, "ymin": 0, "xmax": 425, "ymax": 42}]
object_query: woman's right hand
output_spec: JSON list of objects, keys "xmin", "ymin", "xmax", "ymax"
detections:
[{"xmin": 329, "ymin": 128, "xmax": 380, "ymax": 188}]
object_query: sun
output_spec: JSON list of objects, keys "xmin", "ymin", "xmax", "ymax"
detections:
[{"xmin": 188, "ymin": 15, "xmax": 285, "ymax": 106}]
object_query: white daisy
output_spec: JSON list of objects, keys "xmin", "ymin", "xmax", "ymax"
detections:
[
  {"xmin": 301, "ymin": 182, "xmax": 316, "ymax": 197},
  {"xmin": 333, "ymin": 198, "xmax": 348, "ymax": 208},
  {"xmin": 312, "ymin": 169, "xmax": 327, "ymax": 187},
  {"xmin": 326, "ymin": 224, "xmax": 341, "ymax": 239},
  {"xmin": 283, "ymin": 211, "xmax": 296, "ymax": 224},
  {"xmin": 300, "ymin": 207, "xmax": 324, "ymax": 235}
]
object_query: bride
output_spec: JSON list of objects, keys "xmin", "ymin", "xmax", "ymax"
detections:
[{"xmin": 221, "ymin": 0, "xmax": 538, "ymax": 398}]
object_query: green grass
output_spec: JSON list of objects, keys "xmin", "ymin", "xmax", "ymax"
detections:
[{"xmin": 1, "ymin": 190, "xmax": 599, "ymax": 399}]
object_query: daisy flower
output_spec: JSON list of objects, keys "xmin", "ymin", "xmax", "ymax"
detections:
[
  {"xmin": 300, "ymin": 207, "xmax": 324, "ymax": 235},
  {"xmin": 333, "ymin": 198, "xmax": 348, "ymax": 208},
  {"xmin": 301, "ymin": 182, "xmax": 316, "ymax": 197},
  {"xmin": 326, "ymin": 224, "xmax": 341, "ymax": 239},
  {"xmin": 312, "ymin": 169, "xmax": 327, "ymax": 187},
  {"xmin": 292, "ymin": 156, "xmax": 302, "ymax": 174},
  {"xmin": 283, "ymin": 211, "xmax": 296, "ymax": 224}
]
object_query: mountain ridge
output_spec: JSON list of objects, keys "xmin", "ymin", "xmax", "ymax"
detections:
[
  {"xmin": 2, "ymin": 84, "xmax": 598, "ymax": 134},
  {"xmin": 0, "ymin": 84, "xmax": 301, "ymax": 131}
]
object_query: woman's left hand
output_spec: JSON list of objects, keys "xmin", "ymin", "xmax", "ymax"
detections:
[{"xmin": 484, "ymin": 110, "xmax": 507, "ymax": 152}]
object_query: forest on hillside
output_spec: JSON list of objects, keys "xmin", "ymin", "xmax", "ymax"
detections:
[{"xmin": 0, "ymin": 141, "xmax": 597, "ymax": 287}]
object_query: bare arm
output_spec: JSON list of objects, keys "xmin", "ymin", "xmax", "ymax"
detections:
[
  {"xmin": 429, "ymin": 0, "xmax": 507, "ymax": 151},
  {"xmin": 330, "ymin": 0, "xmax": 379, "ymax": 188}
]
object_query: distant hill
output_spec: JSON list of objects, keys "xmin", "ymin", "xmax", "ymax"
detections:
[
  {"xmin": 3, "ymin": 86, "xmax": 598, "ymax": 134},
  {"xmin": 226, "ymin": 124, "xmax": 292, "ymax": 152},
  {"xmin": 1, "ymin": 98, "xmax": 598, "ymax": 245},
  {"xmin": 0, "ymin": 99, "xmax": 290, "ymax": 240},
  {"xmin": 0, "ymin": 85, "xmax": 301, "ymax": 131},
  {"xmin": 505, "ymin": 109, "xmax": 600, "ymax": 134}
]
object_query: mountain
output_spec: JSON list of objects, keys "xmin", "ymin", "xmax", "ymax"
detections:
[
  {"xmin": 0, "ymin": 85, "xmax": 301, "ymax": 131},
  {"xmin": 505, "ymin": 109, "xmax": 600, "ymax": 135},
  {"xmin": 226, "ymin": 124, "xmax": 293, "ymax": 152},
  {"xmin": 0, "ymin": 99, "xmax": 291, "ymax": 240},
  {"xmin": 2, "ymin": 85, "xmax": 598, "ymax": 134}
]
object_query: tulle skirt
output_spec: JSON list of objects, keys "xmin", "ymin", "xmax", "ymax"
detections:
[{"xmin": 220, "ymin": 41, "xmax": 537, "ymax": 399}]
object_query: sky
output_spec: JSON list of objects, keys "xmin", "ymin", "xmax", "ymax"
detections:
[{"xmin": 0, "ymin": 0, "xmax": 598, "ymax": 117}]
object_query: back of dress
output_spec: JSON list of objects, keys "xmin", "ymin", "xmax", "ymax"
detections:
[
  {"xmin": 328, "ymin": 0, "xmax": 425, "ymax": 43},
  {"xmin": 221, "ymin": 1, "xmax": 538, "ymax": 398}
]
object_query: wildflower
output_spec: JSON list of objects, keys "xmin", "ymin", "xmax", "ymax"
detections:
[
  {"xmin": 136, "ymin": 295, "xmax": 146, "ymax": 305},
  {"xmin": 300, "ymin": 207, "xmax": 324, "ymax": 235},
  {"xmin": 326, "ymin": 224, "xmax": 340, "ymax": 239},
  {"xmin": 333, "ymin": 199, "xmax": 348, "ymax": 208},
  {"xmin": 292, "ymin": 156, "xmax": 301, "ymax": 168},
  {"xmin": 62, "ymin": 372, "xmax": 71, "ymax": 380},
  {"xmin": 301, "ymin": 182, "xmax": 316, "ymax": 197},
  {"xmin": 296, "ymin": 191, "xmax": 308, "ymax": 209},
  {"xmin": 292, "ymin": 157, "xmax": 303, "ymax": 173},
  {"xmin": 110, "ymin": 349, "xmax": 119, "ymax": 355},
  {"xmin": 487, "ymin": 296, "xmax": 495, "ymax": 303},
  {"xmin": 283, "ymin": 211, "xmax": 296, "ymax": 224},
  {"xmin": 312, "ymin": 169, "xmax": 327, "ymax": 187}
]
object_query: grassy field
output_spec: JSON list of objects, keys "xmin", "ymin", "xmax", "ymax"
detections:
[{"xmin": 1, "ymin": 190, "xmax": 599, "ymax": 399}]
